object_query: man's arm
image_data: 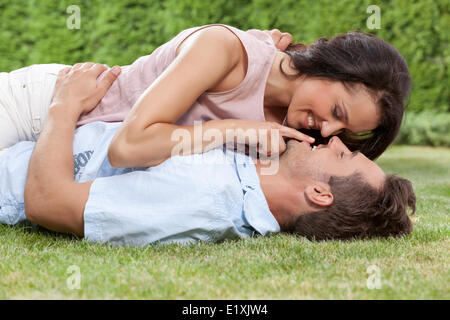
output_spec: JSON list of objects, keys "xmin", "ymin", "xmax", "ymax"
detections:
[{"xmin": 24, "ymin": 63, "xmax": 120, "ymax": 236}]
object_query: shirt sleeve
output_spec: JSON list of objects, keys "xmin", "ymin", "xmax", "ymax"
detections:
[
  {"xmin": 0, "ymin": 141, "xmax": 34, "ymax": 225},
  {"xmin": 83, "ymin": 153, "xmax": 248, "ymax": 246}
]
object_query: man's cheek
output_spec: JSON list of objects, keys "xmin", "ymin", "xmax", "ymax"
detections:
[{"xmin": 311, "ymin": 159, "xmax": 331, "ymax": 177}]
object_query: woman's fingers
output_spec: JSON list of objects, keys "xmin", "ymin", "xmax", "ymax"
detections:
[
  {"xmin": 257, "ymin": 132, "xmax": 287, "ymax": 158},
  {"xmin": 278, "ymin": 124, "xmax": 315, "ymax": 143}
]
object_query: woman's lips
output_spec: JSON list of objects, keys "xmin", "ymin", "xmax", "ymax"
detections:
[
  {"xmin": 304, "ymin": 112, "xmax": 315, "ymax": 129},
  {"xmin": 304, "ymin": 113, "xmax": 310, "ymax": 129}
]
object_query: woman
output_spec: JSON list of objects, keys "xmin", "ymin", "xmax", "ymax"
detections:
[{"xmin": 0, "ymin": 24, "xmax": 411, "ymax": 163}]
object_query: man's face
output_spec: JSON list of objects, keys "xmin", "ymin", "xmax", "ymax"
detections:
[{"xmin": 282, "ymin": 136, "xmax": 385, "ymax": 188}]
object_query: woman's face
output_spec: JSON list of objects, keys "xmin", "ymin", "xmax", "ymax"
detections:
[{"xmin": 286, "ymin": 78, "xmax": 380, "ymax": 137}]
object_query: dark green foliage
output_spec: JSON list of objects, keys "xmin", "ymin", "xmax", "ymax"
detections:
[{"xmin": 0, "ymin": 0, "xmax": 448, "ymax": 143}]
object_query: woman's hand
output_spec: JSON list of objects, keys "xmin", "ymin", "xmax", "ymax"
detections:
[
  {"xmin": 263, "ymin": 29, "xmax": 293, "ymax": 51},
  {"xmin": 51, "ymin": 62, "xmax": 121, "ymax": 119},
  {"xmin": 220, "ymin": 119, "xmax": 314, "ymax": 158}
]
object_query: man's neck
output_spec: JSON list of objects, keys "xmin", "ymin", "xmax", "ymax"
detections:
[{"xmin": 253, "ymin": 159, "xmax": 298, "ymax": 229}]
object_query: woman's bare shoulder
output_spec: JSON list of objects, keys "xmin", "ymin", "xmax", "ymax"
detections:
[{"xmin": 175, "ymin": 25, "xmax": 244, "ymax": 64}]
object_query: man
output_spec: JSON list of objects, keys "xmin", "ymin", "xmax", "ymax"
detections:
[{"xmin": 0, "ymin": 64, "xmax": 416, "ymax": 245}]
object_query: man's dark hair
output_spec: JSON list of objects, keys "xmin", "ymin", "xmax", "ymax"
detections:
[
  {"xmin": 286, "ymin": 173, "xmax": 416, "ymax": 241},
  {"xmin": 283, "ymin": 31, "xmax": 411, "ymax": 160}
]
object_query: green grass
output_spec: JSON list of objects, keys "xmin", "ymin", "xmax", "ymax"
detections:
[{"xmin": 0, "ymin": 146, "xmax": 449, "ymax": 299}]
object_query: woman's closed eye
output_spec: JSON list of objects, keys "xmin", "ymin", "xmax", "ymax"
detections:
[
  {"xmin": 333, "ymin": 104, "xmax": 342, "ymax": 120},
  {"xmin": 331, "ymin": 104, "xmax": 347, "ymax": 135}
]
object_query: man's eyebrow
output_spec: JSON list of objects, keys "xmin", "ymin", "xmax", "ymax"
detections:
[{"xmin": 351, "ymin": 151, "xmax": 360, "ymax": 158}]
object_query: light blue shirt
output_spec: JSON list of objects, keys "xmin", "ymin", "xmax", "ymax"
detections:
[{"xmin": 0, "ymin": 122, "xmax": 280, "ymax": 246}]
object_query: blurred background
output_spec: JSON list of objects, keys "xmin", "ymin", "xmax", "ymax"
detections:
[{"xmin": 0, "ymin": 0, "xmax": 448, "ymax": 147}]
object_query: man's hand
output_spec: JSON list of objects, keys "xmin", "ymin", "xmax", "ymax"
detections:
[
  {"xmin": 51, "ymin": 62, "xmax": 121, "ymax": 118},
  {"xmin": 263, "ymin": 29, "xmax": 293, "ymax": 51},
  {"xmin": 25, "ymin": 62, "xmax": 120, "ymax": 236}
]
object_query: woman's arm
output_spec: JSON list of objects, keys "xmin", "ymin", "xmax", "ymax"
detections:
[
  {"xmin": 107, "ymin": 26, "xmax": 243, "ymax": 168},
  {"xmin": 108, "ymin": 26, "xmax": 309, "ymax": 168},
  {"xmin": 24, "ymin": 63, "xmax": 120, "ymax": 236}
]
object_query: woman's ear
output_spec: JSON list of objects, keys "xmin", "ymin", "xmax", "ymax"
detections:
[{"xmin": 304, "ymin": 184, "xmax": 334, "ymax": 207}]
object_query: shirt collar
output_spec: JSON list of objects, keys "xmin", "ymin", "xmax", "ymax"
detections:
[{"xmin": 232, "ymin": 151, "xmax": 280, "ymax": 235}]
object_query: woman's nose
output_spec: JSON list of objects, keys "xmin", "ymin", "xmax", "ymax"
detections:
[{"xmin": 321, "ymin": 121, "xmax": 343, "ymax": 138}]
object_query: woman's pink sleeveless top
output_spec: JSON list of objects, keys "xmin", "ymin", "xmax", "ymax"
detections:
[{"xmin": 77, "ymin": 24, "xmax": 278, "ymax": 126}]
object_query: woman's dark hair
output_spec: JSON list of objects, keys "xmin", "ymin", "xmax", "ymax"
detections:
[
  {"xmin": 285, "ymin": 173, "xmax": 416, "ymax": 241},
  {"xmin": 283, "ymin": 31, "xmax": 411, "ymax": 160}
]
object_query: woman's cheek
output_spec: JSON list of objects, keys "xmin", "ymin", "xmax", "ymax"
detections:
[
  {"xmin": 287, "ymin": 112, "xmax": 303, "ymax": 129},
  {"xmin": 287, "ymin": 106, "xmax": 307, "ymax": 128}
]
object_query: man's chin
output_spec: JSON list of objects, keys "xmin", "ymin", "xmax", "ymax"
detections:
[
  {"xmin": 282, "ymin": 139, "xmax": 310, "ymax": 173},
  {"xmin": 286, "ymin": 139, "xmax": 310, "ymax": 150},
  {"xmin": 284, "ymin": 139, "xmax": 312, "ymax": 157}
]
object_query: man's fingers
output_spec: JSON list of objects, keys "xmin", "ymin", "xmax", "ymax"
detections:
[
  {"xmin": 270, "ymin": 29, "xmax": 281, "ymax": 37},
  {"xmin": 96, "ymin": 66, "xmax": 121, "ymax": 98},
  {"xmin": 279, "ymin": 33, "xmax": 293, "ymax": 51},
  {"xmin": 72, "ymin": 63, "xmax": 83, "ymax": 70},
  {"xmin": 267, "ymin": 29, "xmax": 293, "ymax": 51},
  {"xmin": 80, "ymin": 62, "xmax": 95, "ymax": 70},
  {"xmin": 89, "ymin": 63, "xmax": 108, "ymax": 76},
  {"xmin": 58, "ymin": 67, "xmax": 72, "ymax": 76}
]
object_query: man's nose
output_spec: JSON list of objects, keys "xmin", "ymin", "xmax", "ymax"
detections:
[
  {"xmin": 328, "ymin": 136, "xmax": 350, "ymax": 153},
  {"xmin": 321, "ymin": 121, "xmax": 343, "ymax": 138}
]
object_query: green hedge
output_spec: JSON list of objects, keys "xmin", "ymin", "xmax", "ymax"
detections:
[
  {"xmin": 396, "ymin": 111, "xmax": 450, "ymax": 146},
  {"xmin": 1, "ymin": 0, "xmax": 448, "ymax": 122}
]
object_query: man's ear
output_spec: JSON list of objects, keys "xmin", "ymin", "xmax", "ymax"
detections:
[{"xmin": 304, "ymin": 184, "xmax": 334, "ymax": 207}]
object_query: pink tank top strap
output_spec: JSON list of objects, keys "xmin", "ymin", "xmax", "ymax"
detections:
[{"xmin": 173, "ymin": 24, "xmax": 278, "ymax": 125}]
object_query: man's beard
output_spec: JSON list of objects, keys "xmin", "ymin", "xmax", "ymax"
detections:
[
  {"xmin": 281, "ymin": 138, "xmax": 329, "ymax": 183},
  {"xmin": 280, "ymin": 138, "xmax": 310, "ymax": 171}
]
